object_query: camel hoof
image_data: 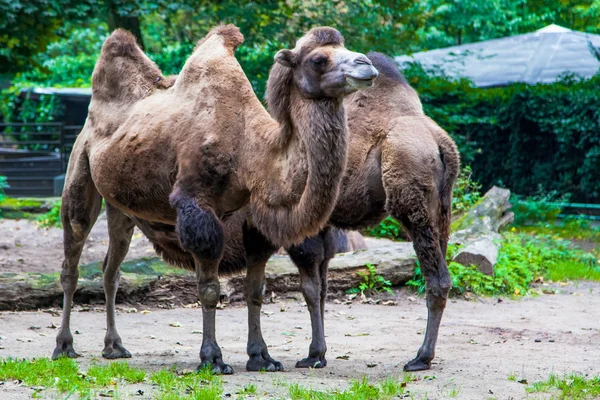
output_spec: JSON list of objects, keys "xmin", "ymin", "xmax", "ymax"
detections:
[
  {"xmin": 403, "ymin": 357, "xmax": 431, "ymax": 371},
  {"xmin": 102, "ymin": 343, "xmax": 131, "ymax": 360},
  {"xmin": 52, "ymin": 347, "xmax": 81, "ymax": 360},
  {"xmin": 102, "ymin": 346, "xmax": 132, "ymax": 359},
  {"xmin": 295, "ymin": 356, "xmax": 326, "ymax": 369},
  {"xmin": 246, "ymin": 356, "xmax": 284, "ymax": 372},
  {"xmin": 199, "ymin": 361, "xmax": 234, "ymax": 375}
]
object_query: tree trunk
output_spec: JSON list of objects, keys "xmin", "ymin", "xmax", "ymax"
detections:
[
  {"xmin": 451, "ymin": 186, "xmax": 514, "ymax": 275},
  {"xmin": 106, "ymin": 0, "xmax": 145, "ymax": 49}
]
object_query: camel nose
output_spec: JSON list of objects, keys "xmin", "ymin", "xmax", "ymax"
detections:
[{"xmin": 354, "ymin": 55, "xmax": 373, "ymax": 66}]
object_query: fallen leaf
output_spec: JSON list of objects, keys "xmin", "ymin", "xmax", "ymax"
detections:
[
  {"xmin": 140, "ymin": 310, "xmax": 151, "ymax": 315},
  {"xmin": 344, "ymin": 333, "xmax": 370, "ymax": 337},
  {"xmin": 191, "ymin": 330, "xmax": 202, "ymax": 334},
  {"xmin": 336, "ymin": 355, "xmax": 350, "ymax": 360},
  {"xmin": 169, "ymin": 322, "xmax": 182, "ymax": 327}
]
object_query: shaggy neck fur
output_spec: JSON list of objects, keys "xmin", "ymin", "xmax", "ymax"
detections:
[{"xmin": 249, "ymin": 63, "xmax": 348, "ymax": 247}]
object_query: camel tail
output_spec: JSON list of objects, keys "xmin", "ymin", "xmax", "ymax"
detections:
[
  {"xmin": 195, "ymin": 24, "xmax": 244, "ymax": 53},
  {"xmin": 436, "ymin": 131, "xmax": 460, "ymax": 256}
]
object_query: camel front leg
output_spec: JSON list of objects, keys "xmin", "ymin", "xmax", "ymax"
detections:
[
  {"xmin": 53, "ymin": 162, "xmax": 102, "ymax": 360},
  {"xmin": 102, "ymin": 204, "xmax": 135, "ymax": 359},
  {"xmin": 245, "ymin": 260, "xmax": 284, "ymax": 371},
  {"xmin": 243, "ymin": 226, "xmax": 281, "ymax": 371},
  {"xmin": 172, "ymin": 194, "xmax": 232, "ymax": 374},
  {"xmin": 288, "ymin": 234, "xmax": 328, "ymax": 368}
]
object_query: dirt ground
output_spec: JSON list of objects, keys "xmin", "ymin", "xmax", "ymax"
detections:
[
  {"xmin": 1, "ymin": 283, "xmax": 599, "ymax": 399},
  {"xmin": 0, "ymin": 213, "xmax": 154, "ymax": 274},
  {"xmin": 1, "ymin": 217, "xmax": 600, "ymax": 399}
]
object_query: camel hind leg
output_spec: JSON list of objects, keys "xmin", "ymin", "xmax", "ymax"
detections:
[
  {"xmin": 53, "ymin": 151, "xmax": 102, "ymax": 359},
  {"xmin": 386, "ymin": 181, "xmax": 451, "ymax": 372},
  {"xmin": 101, "ymin": 204, "xmax": 135, "ymax": 359}
]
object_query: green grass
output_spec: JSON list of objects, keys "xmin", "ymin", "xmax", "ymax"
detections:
[
  {"xmin": 407, "ymin": 232, "xmax": 600, "ymax": 297},
  {"xmin": 0, "ymin": 358, "xmax": 421, "ymax": 400},
  {"xmin": 526, "ymin": 373, "xmax": 600, "ymax": 399},
  {"xmin": 0, "ymin": 357, "xmax": 221, "ymax": 399},
  {"xmin": 288, "ymin": 374, "xmax": 416, "ymax": 400},
  {"xmin": 515, "ymin": 218, "xmax": 600, "ymax": 243},
  {"xmin": 0, "ymin": 357, "xmax": 145, "ymax": 398}
]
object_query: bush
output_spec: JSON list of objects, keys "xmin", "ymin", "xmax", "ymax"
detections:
[
  {"xmin": 36, "ymin": 201, "xmax": 62, "ymax": 228},
  {"xmin": 403, "ymin": 63, "xmax": 600, "ymax": 203},
  {"xmin": 406, "ymin": 232, "xmax": 599, "ymax": 297},
  {"xmin": 511, "ymin": 190, "xmax": 566, "ymax": 226}
]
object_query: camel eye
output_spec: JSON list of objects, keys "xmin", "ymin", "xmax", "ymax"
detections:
[{"xmin": 311, "ymin": 56, "xmax": 328, "ymax": 66}]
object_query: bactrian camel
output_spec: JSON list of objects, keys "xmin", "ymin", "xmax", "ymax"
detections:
[
  {"xmin": 214, "ymin": 52, "xmax": 459, "ymax": 371},
  {"xmin": 283, "ymin": 52, "xmax": 460, "ymax": 371},
  {"xmin": 52, "ymin": 25, "xmax": 378, "ymax": 374}
]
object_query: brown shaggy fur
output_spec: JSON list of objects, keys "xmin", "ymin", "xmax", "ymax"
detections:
[
  {"xmin": 281, "ymin": 52, "xmax": 460, "ymax": 371},
  {"xmin": 53, "ymin": 25, "xmax": 377, "ymax": 374}
]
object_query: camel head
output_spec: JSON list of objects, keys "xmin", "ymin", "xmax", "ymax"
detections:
[{"xmin": 273, "ymin": 27, "xmax": 379, "ymax": 99}]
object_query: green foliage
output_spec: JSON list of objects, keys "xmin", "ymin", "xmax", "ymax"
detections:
[
  {"xmin": 3, "ymin": 1, "xmax": 600, "ymax": 202},
  {"xmin": 452, "ymin": 165, "xmax": 482, "ymax": 213},
  {"xmin": 527, "ymin": 373, "xmax": 600, "ymax": 399},
  {"xmin": 0, "ymin": 177, "xmax": 8, "ymax": 213},
  {"xmin": 36, "ymin": 201, "xmax": 62, "ymax": 228},
  {"xmin": 406, "ymin": 232, "xmax": 600, "ymax": 297},
  {"xmin": 511, "ymin": 190, "xmax": 567, "ymax": 226},
  {"xmin": 516, "ymin": 217, "xmax": 600, "ymax": 243},
  {"xmin": 0, "ymin": 1, "xmax": 94, "ymax": 73},
  {"xmin": 346, "ymin": 263, "xmax": 393, "ymax": 295},
  {"xmin": 404, "ymin": 63, "xmax": 600, "ymax": 203},
  {"xmin": 365, "ymin": 216, "xmax": 406, "ymax": 241}
]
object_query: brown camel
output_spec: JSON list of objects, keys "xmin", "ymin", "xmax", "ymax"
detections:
[
  {"xmin": 283, "ymin": 52, "xmax": 460, "ymax": 371},
  {"xmin": 52, "ymin": 24, "xmax": 378, "ymax": 375},
  {"xmin": 219, "ymin": 52, "xmax": 459, "ymax": 370}
]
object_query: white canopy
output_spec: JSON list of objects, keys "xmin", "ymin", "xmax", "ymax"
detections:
[{"xmin": 396, "ymin": 24, "xmax": 600, "ymax": 87}]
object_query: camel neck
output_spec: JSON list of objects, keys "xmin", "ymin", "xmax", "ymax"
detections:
[{"xmin": 249, "ymin": 90, "xmax": 349, "ymax": 247}]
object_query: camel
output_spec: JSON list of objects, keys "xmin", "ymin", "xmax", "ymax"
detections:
[
  {"xmin": 283, "ymin": 52, "xmax": 461, "ymax": 371},
  {"xmin": 52, "ymin": 24, "xmax": 378, "ymax": 375}
]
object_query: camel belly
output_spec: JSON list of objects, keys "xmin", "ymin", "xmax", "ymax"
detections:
[{"xmin": 330, "ymin": 145, "xmax": 387, "ymax": 229}]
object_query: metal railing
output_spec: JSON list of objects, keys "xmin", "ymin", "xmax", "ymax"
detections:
[{"xmin": 0, "ymin": 122, "xmax": 83, "ymax": 196}]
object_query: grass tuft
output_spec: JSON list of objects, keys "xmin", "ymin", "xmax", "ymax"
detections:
[
  {"xmin": 526, "ymin": 373, "xmax": 600, "ymax": 399},
  {"xmin": 289, "ymin": 374, "xmax": 414, "ymax": 400}
]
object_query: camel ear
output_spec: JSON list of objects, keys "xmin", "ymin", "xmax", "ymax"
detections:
[{"xmin": 275, "ymin": 49, "xmax": 295, "ymax": 68}]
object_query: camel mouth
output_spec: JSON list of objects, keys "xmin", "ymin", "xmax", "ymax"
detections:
[{"xmin": 345, "ymin": 75, "xmax": 375, "ymax": 88}]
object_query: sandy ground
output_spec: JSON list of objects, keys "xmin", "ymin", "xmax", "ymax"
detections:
[
  {"xmin": 1, "ymin": 218, "xmax": 599, "ymax": 398},
  {"xmin": 1, "ymin": 283, "xmax": 599, "ymax": 399},
  {"xmin": 0, "ymin": 214, "xmax": 154, "ymax": 274}
]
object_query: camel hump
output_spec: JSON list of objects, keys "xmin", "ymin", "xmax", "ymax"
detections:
[
  {"xmin": 102, "ymin": 29, "xmax": 140, "ymax": 59},
  {"xmin": 92, "ymin": 29, "xmax": 167, "ymax": 103},
  {"xmin": 366, "ymin": 52, "xmax": 408, "ymax": 86},
  {"xmin": 196, "ymin": 24, "xmax": 244, "ymax": 53}
]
